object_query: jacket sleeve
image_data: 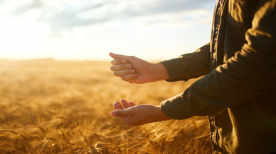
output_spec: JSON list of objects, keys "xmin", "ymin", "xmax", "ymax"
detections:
[
  {"xmin": 161, "ymin": 0, "xmax": 276, "ymax": 119},
  {"xmin": 160, "ymin": 43, "xmax": 210, "ymax": 82}
]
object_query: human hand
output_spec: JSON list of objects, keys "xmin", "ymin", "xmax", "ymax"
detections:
[
  {"xmin": 109, "ymin": 53, "xmax": 170, "ymax": 84},
  {"xmin": 110, "ymin": 99, "xmax": 170, "ymax": 126}
]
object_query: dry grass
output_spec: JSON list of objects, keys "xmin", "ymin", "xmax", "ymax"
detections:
[{"xmin": 0, "ymin": 60, "xmax": 212, "ymax": 154}]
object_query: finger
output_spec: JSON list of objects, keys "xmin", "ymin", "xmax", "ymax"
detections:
[
  {"xmin": 110, "ymin": 109, "xmax": 131, "ymax": 117},
  {"xmin": 113, "ymin": 69, "xmax": 135, "ymax": 76},
  {"xmin": 109, "ymin": 53, "xmax": 129, "ymax": 59},
  {"xmin": 121, "ymin": 99, "xmax": 130, "ymax": 108},
  {"xmin": 113, "ymin": 101, "xmax": 124, "ymax": 110},
  {"xmin": 111, "ymin": 59, "xmax": 128, "ymax": 65},
  {"xmin": 129, "ymin": 102, "xmax": 136, "ymax": 107},
  {"xmin": 110, "ymin": 64, "xmax": 132, "ymax": 71},
  {"xmin": 121, "ymin": 74, "xmax": 138, "ymax": 81}
]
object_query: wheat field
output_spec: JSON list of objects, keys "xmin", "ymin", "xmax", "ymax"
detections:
[{"xmin": 0, "ymin": 60, "xmax": 212, "ymax": 154}]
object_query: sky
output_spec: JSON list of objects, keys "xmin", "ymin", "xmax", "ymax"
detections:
[{"xmin": 0, "ymin": 0, "xmax": 215, "ymax": 61}]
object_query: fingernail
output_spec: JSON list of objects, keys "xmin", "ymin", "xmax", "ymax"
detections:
[
  {"xmin": 127, "ymin": 64, "xmax": 131, "ymax": 68},
  {"xmin": 111, "ymin": 111, "xmax": 116, "ymax": 116},
  {"xmin": 121, "ymin": 99, "xmax": 126, "ymax": 102},
  {"xmin": 122, "ymin": 60, "xmax": 127, "ymax": 63}
]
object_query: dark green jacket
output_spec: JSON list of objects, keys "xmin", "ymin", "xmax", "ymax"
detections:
[{"xmin": 160, "ymin": 0, "xmax": 276, "ymax": 153}]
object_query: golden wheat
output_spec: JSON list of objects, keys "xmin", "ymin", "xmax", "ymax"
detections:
[{"xmin": 0, "ymin": 60, "xmax": 212, "ymax": 154}]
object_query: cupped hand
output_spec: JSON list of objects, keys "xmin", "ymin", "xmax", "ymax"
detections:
[
  {"xmin": 110, "ymin": 99, "xmax": 170, "ymax": 126},
  {"xmin": 109, "ymin": 53, "xmax": 169, "ymax": 84}
]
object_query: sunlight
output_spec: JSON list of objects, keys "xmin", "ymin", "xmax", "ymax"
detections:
[
  {"xmin": 0, "ymin": 16, "xmax": 50, "ymax": 59},
  {"xmin": 0, "ymin": 0, "xmax": 214, "ymax": 60}
]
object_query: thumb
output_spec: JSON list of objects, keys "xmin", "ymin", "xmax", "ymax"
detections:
[
  {"xmin": 110, "ymin": 108, "xmax": 131, "ymax": 117},
  {"xmin": 109, "ymin": 52, "xmax": 129, "ymax": 59}
]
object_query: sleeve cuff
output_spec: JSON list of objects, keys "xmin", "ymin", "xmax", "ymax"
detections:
[
  {"xmin": 160, "ymin": 90, "xmax": 196, "ymax": 120},
  {"xmin": 160, "ymin": 58, "xmax": 189, "ymax": 82}
]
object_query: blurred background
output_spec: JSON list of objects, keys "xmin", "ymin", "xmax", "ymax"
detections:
[
  {"xmin": 0, "ymin": 1, "xmax": 216, "ymax": 153},
  {"xmin": 0, "ymin": 0, "xmax": 215, "ymax": 61}
]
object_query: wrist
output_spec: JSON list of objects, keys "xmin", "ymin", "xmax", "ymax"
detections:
[
  {"xmin": 149, "ymin": 63, "xmax": 170, "ymax": 81},
  {"xmin": 151, "ymin": 106, "xmax": 171, "ymax": 122}
]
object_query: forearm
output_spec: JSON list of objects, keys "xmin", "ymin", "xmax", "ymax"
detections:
[
  {"xmin": 161, "ymin": 43, "xmax": 210, "ymax": 82},
  {"xmin": 149, "ymin": 63, "xmax": 170, "ymax": 81},
  {"xmin": 152, "ymin": 105, "xmax": 171, "ymax": 122},
  {"xmin": 160, "ymin": 1, "xmax": 276, "ymax": 119}
]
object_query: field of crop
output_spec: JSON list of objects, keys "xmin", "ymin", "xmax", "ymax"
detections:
[{"xmin": 0, "ymin": 60, "xmax": 212, "ymax": 154}]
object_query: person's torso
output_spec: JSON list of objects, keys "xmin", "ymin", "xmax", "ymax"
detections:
[{"xmin": 209, "ymin": 0, "xmax": 276, "ymax": 153}]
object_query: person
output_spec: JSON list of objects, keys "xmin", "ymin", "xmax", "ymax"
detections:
[{"xmin": 109, "ymin": 0, "xmax": 276, "ymax": 153}]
